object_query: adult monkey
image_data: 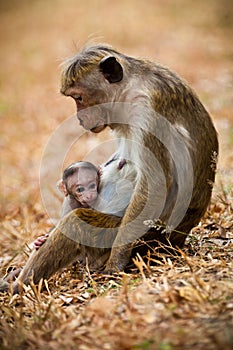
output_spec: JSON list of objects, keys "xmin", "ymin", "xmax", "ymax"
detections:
[{"xmin": 0, "ymin": 44, "xmax": 218, "ymax": 293}]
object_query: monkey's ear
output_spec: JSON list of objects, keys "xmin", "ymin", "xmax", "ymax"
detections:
[
  {"xmin": 97, "ymin": 166, "xmax": 103, "ymax": 178},
  {"xmin": 57, "ymin": 180, "xmax": 68, "ymax": 196},
  {"xmin": 99, "ymin": 56, "xmax": 123, "ymax": 83}
]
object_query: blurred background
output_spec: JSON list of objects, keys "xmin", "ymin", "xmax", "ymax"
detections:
[{"xmin": 0, "ymin": 0, "xmax": 232, "ymax": 221}]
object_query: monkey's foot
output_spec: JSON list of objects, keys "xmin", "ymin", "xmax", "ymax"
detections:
[
  {"xmin": 0, "ymin": 279, "xmax": 10, "ymax": 293},
  {"xmin": 4, "ymin": 267, "xmax": 22, "ymax": 282}
]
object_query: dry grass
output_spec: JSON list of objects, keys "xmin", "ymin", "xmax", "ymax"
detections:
[
  {"xmin": 0, "ymin": 1, "xmax": 233, "ymax": 349},
  {"xmin": 1, "ymin": 193, "xmax": 233, "ymax": 350}
]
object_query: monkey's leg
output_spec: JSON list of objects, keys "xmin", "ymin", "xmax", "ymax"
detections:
[
  {"xmin": 0, "ymin": 226, "xmax": 81, "ymax": 294},
  {"xmin": 0, "ymin": 209, "xmax": 121, "ymax": 294}
]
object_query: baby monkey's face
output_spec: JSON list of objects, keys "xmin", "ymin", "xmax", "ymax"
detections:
[{"xmin": 67, "ymin": 168, "xmax": 99, "ymax": 207}]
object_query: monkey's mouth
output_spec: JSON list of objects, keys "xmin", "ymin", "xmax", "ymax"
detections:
[
  {"xmin": 77, "ymin": 104, "xmax": 109, "ymax": 133},
  {"xmin": 78, "ymin": 114, "xmax": 107, "ymax": 133},
  {"xmin": 79, "ymin": 202, "xmax": 90, "ymax": 208},
  {"xmin": 90, "ymin": 124, "xmax": 107, "ymax": 133}
]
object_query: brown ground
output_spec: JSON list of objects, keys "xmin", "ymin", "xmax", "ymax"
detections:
[{"xmin": 0, "ymin": 1, "xmax": 233, "ymax": 349}]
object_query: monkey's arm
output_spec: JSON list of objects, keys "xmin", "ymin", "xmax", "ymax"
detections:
[{"xmin": 104, "ymin": 177, "xmax": 149, "ymax": 273}]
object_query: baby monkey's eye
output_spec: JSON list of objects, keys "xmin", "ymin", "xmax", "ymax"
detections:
[
  {"xmin": 89, "ymin": 183, "xmax": 97, "ymax": 190},
  {"xmin": 77, "ymin": 187, "xmax": 85, "ymax": 193}
]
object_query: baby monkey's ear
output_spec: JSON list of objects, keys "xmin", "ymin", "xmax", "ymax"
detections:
[
  {"xmin": 99, "ymin": 56, "xmax": 123, "ymax": 83},
  {"xmin": 56, "ymin": 179, "xmax": 68, "ymax": 196}
]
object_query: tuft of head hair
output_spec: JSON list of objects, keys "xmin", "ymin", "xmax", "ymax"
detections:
[
  {"xmin": 62, "ymin": 161, "xmax": 99, "ymax": 183},
  {"xmin": 60, "ymin": 43, "xmax": 121, "ymax": 92}
]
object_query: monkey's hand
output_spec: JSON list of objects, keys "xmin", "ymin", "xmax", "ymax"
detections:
[
  {"xmin": 103, "ymin": 245, "xmax": 132, "ymax": 274},
  {"xmin": 33, "ymin": 233, "xmax": 49, "ymax": 250},
  {"xmin": 102, "ymin": 263, "xmax": 120, "ymax": 275}
]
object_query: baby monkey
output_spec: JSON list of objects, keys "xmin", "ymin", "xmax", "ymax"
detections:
[
  {"xmin": 58, "ymin": 161, "xmax": 100, "ymax": 216},
  {"xmin": 34, "ymin": 161, "xmax": 100, "ymax": 249}
]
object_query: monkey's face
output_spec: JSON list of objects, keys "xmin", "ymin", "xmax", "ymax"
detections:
[
  {"xmin": 62, "ymin": 85, "xmax": 110, "ymax": 133},
  {"xmin": 68, "ymin": 168, "xmax": 99, "ymax": 207},
  {"xmin": 61, "ymin": 53, "xmax": 124, "ymax": 133},
  {"xmin": 77, "ymin": 93, "xmax": 109, "ymax": 133}
]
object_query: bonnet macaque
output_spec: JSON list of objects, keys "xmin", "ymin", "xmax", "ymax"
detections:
[{"xmin": 0, "ymin": 44, "xmax": 218, "ymax": 293}]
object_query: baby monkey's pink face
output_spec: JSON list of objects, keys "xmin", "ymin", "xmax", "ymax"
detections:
[{"xmin": 67, "ymin": 168, "xmax": 99, "ymax": 207}]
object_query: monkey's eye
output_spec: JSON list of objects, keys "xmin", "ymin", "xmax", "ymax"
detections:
[
  {"xmin": 76, "ymin": 187, "xmax": 85, "ymax": 193},
  {"xmin": 89, "ymin": 183, "xmax": 97, "ymax": 191},
  {"xmin": 73, "ymin": 95, "xmax": 83, "ymax": 103}
]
